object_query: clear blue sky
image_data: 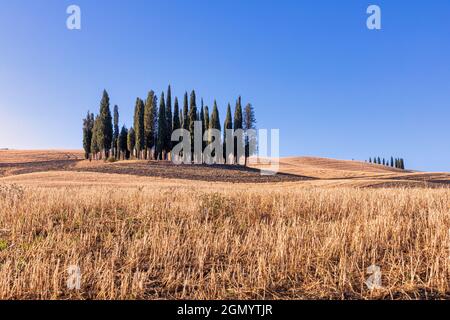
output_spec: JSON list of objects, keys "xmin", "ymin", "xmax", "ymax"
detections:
[{"xmin": 0, "ymin": 0, "xmax": 449, "ymax": 171}]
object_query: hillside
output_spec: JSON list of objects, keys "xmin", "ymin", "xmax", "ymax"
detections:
[{"xmin": 1, "ymin": 150, "xmax": 449, "ymax": 188}]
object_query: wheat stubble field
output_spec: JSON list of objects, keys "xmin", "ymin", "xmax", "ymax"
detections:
[{"xmin": 1, "ymin": 150, "xmax": 450, "ymax": 299}]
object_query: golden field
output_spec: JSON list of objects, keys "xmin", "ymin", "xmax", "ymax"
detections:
[{"xmin": 0, "ymin": 150, "xmax": 450, "ymax": 299}]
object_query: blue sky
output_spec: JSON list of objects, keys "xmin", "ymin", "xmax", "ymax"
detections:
[{"xmin": 0, "ymin": 0, "xmax": 449, "ymax": 171}]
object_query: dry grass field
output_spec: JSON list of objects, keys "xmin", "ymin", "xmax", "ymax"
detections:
[{"xmin": 0, "ymin": 150, "xmax": 450, "ymax": 299}]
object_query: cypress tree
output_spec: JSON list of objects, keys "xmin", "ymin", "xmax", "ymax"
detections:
[
  {"xmin": 144, "ymin": 91, "xmax": 157, "ymax": 159},
  {"xmin": 91, "ymin": 115, "xmax": 100, "ymax": 159},
  {"xmin": 82, "ymin": 111, "xmax": 94, "ymax": 160},
  {"xmin": 113, "ymin": 105, "xmax": 119, "ymax": 159},
  {"xmin": 133, "ymin": 98, "xmax": 145, "ymax": 159},
  {"xmin": 188, "ymin": 90, "xmax": 197, "ymax": 155},
  {"xmin": 204, "ymin": 106, "xmax": 210, "ymax": 137},
  {"xmin": 204, "ymin": 106, "xmax": 210, "ymax": 152},
  {"xmin": 210, "ymin": 101, "xmax": 221, "ymax": 131},
  {"xmin": 157, "ymin": 92, "xmax": 167, "ymax": 159},
  {"xmin": 98, "ymin": 90, "xmax": 113, "ymax": 158},
  {"xmin": 223, "ymin": 103, "xmax": 233, "ymax": 163},
  {"xmin": 166, "ymin": 85, "xmax": 173, "ymax": 152},
  {"xmin": 208, "ymin": 100, "xmax": 221, "ymax": 159},
  {"xmin": 243, "ymin": 103, "xmax": 256, "ymax": 166},
  {"xmin": 127, "ymin": 127, "xmax": 135, "ymax": 158},
  {"xmin": 172, "ymin": 97, "xmax": 181, "ymax": 151},
  {"xmin": 377, "ymin": 157, "xmax": 381, "ymax": 165},
  {"xmin": 369, "ymin": 158, "xmax": 372, "ymax": 163},
  {"xmin": 179, "ymin": 108, "xmax": 183, "ymax": 130},
  {"xmin": 233, "ymin": 96, "xmax": 243, "ymax": 164},
  {"xmin": 200, "ymin": 99, "xmax": 205, "ymax": 152},
  {"xmin": 182, "ymin": 92, "xmax": 189, "ymax": 131},
  {"xmin": 173, "ymin": 97, "xmax": 181, "ymax": 131},
  {"xmin": 118, "ymin": 125, "xmax": 128, "ymax": 160},
  {"xmin": 390, "ymin": 156, "xmax": 394, "ymax": 167},
  {"xmin": 382, "ymin": 158, "xmax": 386, "ymax": 166}
]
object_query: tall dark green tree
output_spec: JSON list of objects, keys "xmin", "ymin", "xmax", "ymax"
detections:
[
  {"xmin": 173, "ymin": 97, "xmax": 181, "ymax": 131},
  {"xmin": 157, "ymin": 92, "xmax": 167, "ymax": 159},
  {"xmin": 127, "ymin": 127, "xmax": 135, "ymax": 158},
  {"xmin": 113, "ymin": 105, "xmax": 119, "ymax": 158},
  {"xmin": 82, "ymin": 111, "xmax": 94, "ymax": 160},
  {"xmin": 172, "ymin": 97, "xmax": 181, "ymax": 153},
  {"xmin": 390, "ymin": 156, "xmax": 394, "ymax": 167},
  {"xmin": 243, "ymin": 103, "xmax": 256, "ymax": 166},
  {"xmin": 223, "ymin": 103, "xmax": 233, "ymax": 162},
  {"xmin": 233, "ymin": 96, "xmax": 243, "ymax": 164},
  {"xmin": 144, "ymin": 91, "xmax": 157, "ymax": 159},
  {"xmin": 400, "ymin": 158, "xmax": 405, "ymax": 170},
  {"xmin": 188, "ymin": 90, "xmax": 197, "ymax": 154},
  {"xmin": 166, "ymin": 85, "xmax": 173, "ymax": 152},
  {"xmin": 182, "ymin": 92, "xmax": 189, "ymax": 131},
  {"xmin": 200, "ymin": 99, "xmax": 206, "ymax": 152},
  {"xmin": 204, "ymin": 106, "xmax": 210, "ymax": 152},
  {"xmin": 118, "ymin": 125, "xmax": 128, "ymax": 160},
  {"xmin": 98, "ymin": 90, "xmax": 113, "ymax": 158},
  {"xmin": 91, "ymin": 115, "xmax": 101, "ymax": 159},
  {"xmin": 208, "ymin": 101, "xmax": 221, "ymax": 159},
  {"xmin": 133, "ymin": 98, "xmax": 145, "ymax": 159}
]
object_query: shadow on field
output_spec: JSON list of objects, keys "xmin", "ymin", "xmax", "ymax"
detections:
[{"xmin": 72, "ymin": 160, "xmax": 315, "ymax": 183}]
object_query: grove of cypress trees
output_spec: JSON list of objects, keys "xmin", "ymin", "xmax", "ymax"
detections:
[
  {"xmin": 243, "ymin": 103, "xmax": 256, "ymax": 166},
  {"xmin": 223, "ymin": 103, "xmax": 233, "ymax": 163},
  {"xmin": 157, "ymin": 92, "xmax": 167, "ymax": 160}
]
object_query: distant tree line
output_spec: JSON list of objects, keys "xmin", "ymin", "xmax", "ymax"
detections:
[
  {"xmin": 368, "ymin": 156, "xmax": 405, "ymax": 170},
  {"xmin": 82, "ymin": 88, "xmax": 256, "ymax": 164}
]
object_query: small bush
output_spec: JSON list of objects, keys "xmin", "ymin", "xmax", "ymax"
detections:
[{"xmin": 0, "ymin": 240, "xmax": 8, "ymax": 251}]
